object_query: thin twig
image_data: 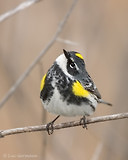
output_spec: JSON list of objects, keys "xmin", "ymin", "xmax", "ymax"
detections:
[
  {"xmin": 57, "ymin": 38, "xmax": 79, "ymax": 46},
  {"xmin": 0, "ymin": 0, "xmax": 78, "ymax": 108},
  {"xmin": 0, "ymin": 112, "xmax": 127, "ymax": 138},
  {"xmin": 91, "ymin": 142, "xmax": 103, "ymax": 160},
  {"xmin": 0, "ymin": 0, "xmax": 41, "ymax": 23}
]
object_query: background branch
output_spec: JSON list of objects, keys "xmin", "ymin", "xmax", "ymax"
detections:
[
  {"xmin": 0, "ymin": 0, "xmax": 78, "ymax": 108},
  {"xmin": 0, "ymin": 0, "xmax": 41, "ymax": 23},
  {"xmin": 0, "ymin": 112, "xmax": 128, "ymax": 138}
]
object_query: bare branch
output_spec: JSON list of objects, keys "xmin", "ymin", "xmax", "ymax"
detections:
[
  {"xmin": 91, "ymin": 142, "xmax": 103, "ymax": 160},
  {"xmin": 0, "ymin": 112, "xmax": 128, "ymax": 138},
  {"xmin": 0, "ymin": 0, "xmax": 78, "ymax": 108},
  {"xmin": 57, "ymin": 38, "xmax": 79, "ymax": 46},
  {"xmin": 0, "ymin": 0, "xmax": 41, "ymax": 23}
]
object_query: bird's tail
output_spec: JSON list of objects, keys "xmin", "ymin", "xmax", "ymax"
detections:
[{"xmin": 98, "ymin": 99, "xmax": 112, "ymax": 106}]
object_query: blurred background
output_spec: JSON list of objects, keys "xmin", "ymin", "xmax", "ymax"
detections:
[{"xmin": 0, "ymin": 0, "xmax": 128, "ymax": 160}]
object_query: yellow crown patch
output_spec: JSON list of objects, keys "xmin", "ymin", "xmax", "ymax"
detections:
[
  {"xmin": 72, "ymin": 80, "xmax": 90, "ymax": 97},
  {"xmin": 40, "ymin": 74, "xmax": 46, "ymax": 91},
  {"xmin": 75, "ymin": 53, "xmax": 84, "ymax": 60}
]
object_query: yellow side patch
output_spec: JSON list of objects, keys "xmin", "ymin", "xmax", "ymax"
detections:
[
  {"xmin": 72, "ymin": 80, "xmax": 90, "ymax": 97},
  {"xmin": 40, "ymin": 74, "xmax": 46, "ymax": 91},
  {"xmin": 75, "ymin": 53, "xmax": 84, "ymax": 60}
]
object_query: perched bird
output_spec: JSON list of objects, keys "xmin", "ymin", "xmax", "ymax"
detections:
[{"xmin": 40, "ymin": 49, "xmax": 112, "ymax": 134}]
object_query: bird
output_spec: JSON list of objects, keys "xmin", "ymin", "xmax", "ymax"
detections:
[{"xmin": 40, "ymin": 49, "xmax": 112, "ymax": 134}]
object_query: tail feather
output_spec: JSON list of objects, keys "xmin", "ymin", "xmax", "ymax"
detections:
[{"xmin": 98, "ymin": 99, "xmax": 112, "ymax": 106}]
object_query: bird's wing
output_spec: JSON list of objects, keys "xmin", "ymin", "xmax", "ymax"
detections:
[{"xmin": 81, "ymin": 71, "xmax": 101, "ymax": 99}]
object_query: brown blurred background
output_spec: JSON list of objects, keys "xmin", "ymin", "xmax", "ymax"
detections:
[{"xmin": 0, "ymin": 0, "xmax": 128, "ymax": 160}]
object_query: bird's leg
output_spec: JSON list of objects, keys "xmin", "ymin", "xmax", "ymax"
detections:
[
  {"xmin": 46, "ymin": 115, "xmax": 60, "ymax": 135},
  {"xmin": 80, "ymin": 116, "xmax": 88, "ymax": 129}
]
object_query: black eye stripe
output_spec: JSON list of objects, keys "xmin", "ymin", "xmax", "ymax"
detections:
[
  {"xmin": 66, "ymin": 58, "xmax": 79, "ymax": 76},
  {"xmin": 68, "ymin": 59, "xmax": 77, "ymax": 69},
  {"xmin": 70, "ymin": 61, "xmax": 75, "ymax": 68}
]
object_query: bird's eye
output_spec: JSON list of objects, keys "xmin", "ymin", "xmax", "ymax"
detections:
[
  {"xmin": 70, "ymin": 62, "xmax": 76, "ymax": 69},
  {"xmin": 67, "ymin": 60, "xmax": 78, "ymax": 75}
]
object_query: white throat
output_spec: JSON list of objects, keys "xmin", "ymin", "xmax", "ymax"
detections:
[{"xmin": 56, "ymin": 54, "xmax": 73, "ymax": 79}]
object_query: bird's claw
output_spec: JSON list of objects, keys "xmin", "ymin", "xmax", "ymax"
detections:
[
  {"xmin": 80, "ymin": 116, "xmax": 88, "ymax": 129},
  {"xmin": 46, "ymin": 122, "xmax": 54, "ymax": 135}
]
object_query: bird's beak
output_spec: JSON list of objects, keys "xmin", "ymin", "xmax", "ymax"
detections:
[{"xmin": 63, "ymin": 49, "xmax": 70, "ymax": 59}]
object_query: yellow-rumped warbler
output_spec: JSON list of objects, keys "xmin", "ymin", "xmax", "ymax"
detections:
[{"xmin": 40, "ymin": 49, "xmax": 112, "ymax": 134}]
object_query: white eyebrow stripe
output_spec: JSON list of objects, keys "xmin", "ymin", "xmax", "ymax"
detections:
[
  {"xmin": 75, "ymin": 62, "xmax": 79, "ymax": 71},
  {"xmin": 70, "ymin": 57, "xmax": 79, "ymax": 71}
]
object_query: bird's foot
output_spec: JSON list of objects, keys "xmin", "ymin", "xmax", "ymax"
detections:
[
  {"xmin": 46, "ymin": 115, "xmax": 60, "ymax": 135},
  {"xmin": 80, "ymin": 116, "xmax": 88, "ymax": 129},
  {"xmin": 46, "ymin": 122, "xmax": 54, "ymax": 135}
]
